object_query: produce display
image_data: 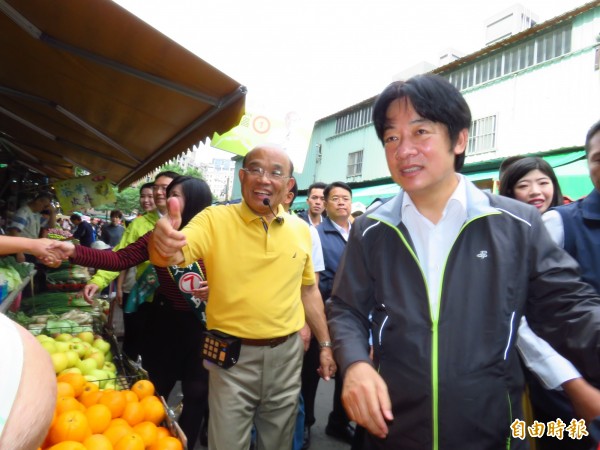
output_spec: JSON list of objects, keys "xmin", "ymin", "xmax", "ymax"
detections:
[
  {"xmin": 18, "ymin": 292, "xmax": 109, "ymax": 317},
  {"xmin": 46, "ymin": 227, "xmax": 74, "ymax": 241},
  {"xmin": 46, "ymin": 263, "xmax": 91, "ymax": 292},
  {"xmin": 0, "ymin": 256, "xmax": 34, "ymax": 303},
  {"xmin": 37, "ymin": 332, "xmax": 118, "ymax": 384},
  {"xmin": 39, "ymin": 376, "xmax": 183, "ymax": 450},
  {"xmin": 9, "ymin": 309, "xmax": 101, "ymax": 335},
  {"xmin": 34, "ymin": 329, "xmax": 185, "ymax": 449},
  {"xmin": 0, "ymin": 242, "xmax": 186, "ymax": 449}
]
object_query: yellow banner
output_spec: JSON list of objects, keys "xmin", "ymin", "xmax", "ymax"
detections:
[
  {"xmin": 211, "ymin": 110, "xmax": 311, "ymax": 173},
  {"xmin": 53, "ymin": 175, "xmax": 115, "ymax": 213}
]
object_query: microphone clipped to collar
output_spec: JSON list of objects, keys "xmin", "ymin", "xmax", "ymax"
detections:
[{"xmin": 263, "ymin": 198, "xmax": 284, "ymax": 224}]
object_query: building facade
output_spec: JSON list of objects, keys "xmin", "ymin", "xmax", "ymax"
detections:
[{"xmin": 262, "ymin": 2, "xmax": 599, "ymax": 208}]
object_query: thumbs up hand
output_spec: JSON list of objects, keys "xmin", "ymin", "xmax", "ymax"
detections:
[
  {"xmin": 149, "ymin": 197, "xmax": 187, "ymax": 266},
  {"xmin": 166, "ymin": 197, "xmax": 182, "ymax": 231}
]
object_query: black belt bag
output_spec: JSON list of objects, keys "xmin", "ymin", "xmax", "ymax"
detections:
[{"xmin": 201, "ymin": 329, "xmax": 241, "ymax": 369}]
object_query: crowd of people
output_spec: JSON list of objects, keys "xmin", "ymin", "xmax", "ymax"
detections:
[{"xmin": 0, "ymin": 73, "xmax": 599, "ymax": 450}]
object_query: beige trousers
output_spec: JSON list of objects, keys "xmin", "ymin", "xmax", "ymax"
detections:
[{"xmin": 206, "ymin": 334, "xmax": 304, "ymax": 450}]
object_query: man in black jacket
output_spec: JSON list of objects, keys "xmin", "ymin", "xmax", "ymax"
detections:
[
  {"xmin": 327, "ymin": 74, "xmax": 600, "ymax": 449},
  {"xmin": 70, "ymin": 214, "xmax": 95, "ymax": 247}
]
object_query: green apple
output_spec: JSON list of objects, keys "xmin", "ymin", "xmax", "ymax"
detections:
[
  {"xmin": 70, "ymin": 337, "xmax": 82, "ymax": 344},
  {"xmin": 54, "ymin": 333, "xmax": 73, "ymax": 342},
  {"xmin": 40, "ymin": 340, "xmax": 57, "ymax": 354},
  {"xmin": 104, "ymin": 380, "xmax": 117, "ymax": 390},
  {"xmin": 69, "ymin": 342, "xmax": 87, "ymax": 359},
  {"xmin": 103, "ymin": 361, "xmax": 117, "ymax": 373},
  {"xmin": 76, "ymin": 357, "xmax": 98, "ymax": 375},
  {"xmin": 84, "ymin": 374, "xmax": 101, "ymax": 387},
  {"xmin": 36, "ymin": 334, "xmax": 52, "ymax": 343},
  {"xmin": 92, "ymin": 338, "xmax": 111, "ymax": 355},
  {"xmin": 59, "ymin": 367, "xmax": 82, "ymax": 376},
  {"xmin": 54, "ymin": 341, "xmax": 70, "ymax": 353},
  {"xmin": 105, "ymin": 350, "xmax": 113, "ymax": 362},
  {"xmin": 89, "ymin": 369, "xmax": 109, "ymax": 388},
  {"xmin": 88, "ymin": 350, "xmax": 105, "ymax": 369},
  {"xmin": 82, "ymin": 342, "xmax": 94, "ymax": 358},
  {"xmin": 51, "ymin": 352, "xmax": 69, "ymax": 373},
  {"xmin": 64, "ymin": 350, "xmax": 79, "ymax": 368},
  {"xmin": 77, "ymin": 331, "xmax": 94, "ymax": 344}
]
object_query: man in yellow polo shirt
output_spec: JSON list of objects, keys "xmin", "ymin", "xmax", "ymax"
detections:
[{"xmin": 150, "ymin": 144, "xmax": 336, "ymax": 450}]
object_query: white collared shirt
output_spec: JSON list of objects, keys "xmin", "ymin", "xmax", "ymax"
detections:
[
  {"xmin": 401, "ymin": 175, "xmax": 579, "ymax": 388},
  {"xmin": 401, "ymin": 175, "xmax": 467, "ymax": 316},
  {"xmin": 330, "ymin": 218, "xmax": 351, "ymax": 242}
]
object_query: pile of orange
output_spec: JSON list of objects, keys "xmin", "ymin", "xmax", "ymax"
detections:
[{"xmin": 39, "ymin": 376, "xmax": 182, "ymax": 450}]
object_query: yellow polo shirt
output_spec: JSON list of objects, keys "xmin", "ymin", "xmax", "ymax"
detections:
[{"xmin": 181, "ymin": 200, "xmax": 314, "ymax": 339}]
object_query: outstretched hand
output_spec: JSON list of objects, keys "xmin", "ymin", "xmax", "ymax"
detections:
[
  {"xmin": 149, "ymin": 197, "xmax": 187, "ymax": 266},
  {"xmin": 35, "ymin": 239, "xmax": 75, "ymax": 267}
]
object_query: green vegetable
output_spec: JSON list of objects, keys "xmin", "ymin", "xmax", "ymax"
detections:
[
  {"xmin": 20, "ymin": 292, "xmax": 93, "ymax": 315},
  {"xmin": 6, "ymin": 310, "xmax": 33, "ymax": 326}
]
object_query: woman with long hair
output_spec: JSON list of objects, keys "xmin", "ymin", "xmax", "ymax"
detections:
[{"xmin": 49, "ymin": 176, "xmax": 213, "ymax": 449}]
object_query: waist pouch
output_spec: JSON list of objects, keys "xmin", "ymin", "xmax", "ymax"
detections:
[{"xmin": 201, "ymin": 329, "xmax": 241, "ymax": 369}]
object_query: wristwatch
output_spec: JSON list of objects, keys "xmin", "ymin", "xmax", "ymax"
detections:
[{"xmin": 319, "ymin": 341, "xmax": 333, "ymax": 349}]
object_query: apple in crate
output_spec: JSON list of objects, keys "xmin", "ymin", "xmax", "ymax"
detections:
[{"xmin": 92, "ymin": 338, "xmax": 111, "ymax": 354}]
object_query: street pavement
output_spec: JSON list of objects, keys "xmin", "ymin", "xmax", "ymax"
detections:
[{"xmin": 307, "ymin": 378, "xmax": 352, "ymax": 450}]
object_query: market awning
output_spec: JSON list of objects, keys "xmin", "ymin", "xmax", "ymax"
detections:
[{"xmin": 0, "ymin": 0, "xmax": 246, "ymax": 188}]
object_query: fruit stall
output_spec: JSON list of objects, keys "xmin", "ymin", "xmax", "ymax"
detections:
[{"xmin": 0, "ymin": 244, "xmax": 188, "ymax": 450}]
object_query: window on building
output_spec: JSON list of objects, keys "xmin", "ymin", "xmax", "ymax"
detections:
[
  {"xmin": 335, "ymin": 105, "xmax": 373, "ymax": 135},
  {"xmin": 446, "ymin": 22, "xmax": 572, "ymax": 91},
  {"xmin": 347, "ymin": 150, "xmax": 363, "ymax": 177},
  {"xmin": 468, "ymin": 115, "xmax": 497, "ymax": 156}
]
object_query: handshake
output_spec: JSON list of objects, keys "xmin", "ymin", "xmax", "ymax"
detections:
[
  {"xmin": 10, "ymin": 237, "xmax": 76, "ymax": 266},
  {"xmin": 36, "ymin": 239, "xmax": 76, "ymax": 266}
]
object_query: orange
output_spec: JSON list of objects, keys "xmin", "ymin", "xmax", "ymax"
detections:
[
  {"xmin": 47, "ymin": 442, "xmax": 87, "ymax": 450},
  {"xmin": 57, "ymin": 381, "xmax": 76, "ymax": 398},
  {"xmin": 99, "ymin": 390, "xmax": 127, "ymax": 418},
  {"xmin": 132, "ymin": 421, "xmax": 158, "ymax": 447},
  {"xmin": 79, "ymin": 390, "xmax": 103, "ymax": 408},
  {"xmin": 114, "ymin": 432, "xmax": 145, "ymax": 450},
  {"xmin": 57, "ymin": 373, "xmax": 87, "ymax": 397},
  {"xmin": 108, "ymin": 418, "xmax": 130, "ymax": 429},
  {"xmin": 48, "ymin": 410, "xmax": 89, "ymax": 445},
  {"xmin": 85, "ymin": 404, "xmax": 113, "ymax": 434},
  {"xmin": 148, "ymin": 436, "xmax": 183, "ymax": 450},
  {"xmin": 155, "ymin": 426, "xmax": 171, "ymax": 439},
  {"xmin": 103, "ymin": 423, "xmax": 132, "ymax": 446},
  {"xmin": 80, "ymin": 381, "xmax": 100, "ymax": 395},
  {"xmin": 82, "ymin": 434, "xmax": 114, "ymax": 450},
  {"xmin": 121, "ymin": 390, "xmax": 138, "ymax": 403},
  {"xmin": 55, "ymin": 396, "xmax": 86, "ymax": 415},
  {"xmin": 131, "ymin": 380, "xmax": 155, "ymax": 401},
  {"xmin": 121, "ymin": 401, "xmax": 145, "ymax": 427},
  {"xmin": 140, "ymin": 397, "xmax": 165, "ymax": 425}
]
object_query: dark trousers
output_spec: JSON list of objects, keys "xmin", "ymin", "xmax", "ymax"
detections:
[
  {"xmin": 301, "ymin": 337, "xmax": 349, "ymax": 428},
  {"xmin": 141, "ymin": 296, "xmax": 209, "ymax": 448},
  {"xmin": 121, "ymin": 298, "xmax": 149, "ymax": 362}
]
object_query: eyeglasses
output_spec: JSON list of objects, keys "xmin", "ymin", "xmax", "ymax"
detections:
[
  {"xmin": 152, "ymin": 184, "xmax": 169, "ymax": 192},
  {"xmin": 329, "ymin": 196, "xmax": 351, "ymax": 203},
  {"xmin": 241, "ymin": 167, "xmax": 289, "ymax": 181}
]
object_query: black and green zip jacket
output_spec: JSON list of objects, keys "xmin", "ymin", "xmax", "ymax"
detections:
[{"xmin": 327, "ymin": 180, "xmax": 600, "ymax": 450}]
